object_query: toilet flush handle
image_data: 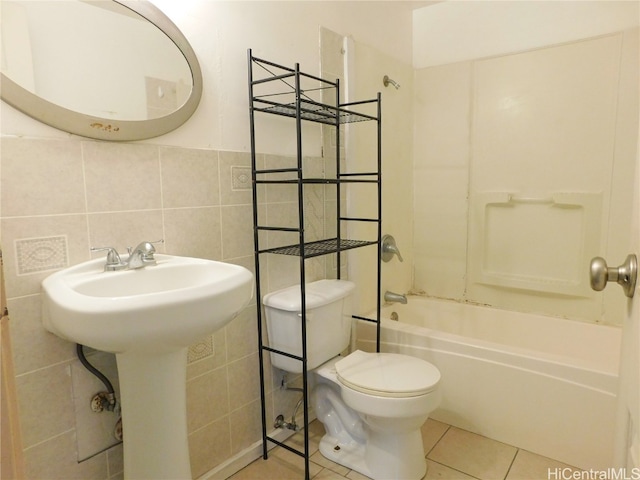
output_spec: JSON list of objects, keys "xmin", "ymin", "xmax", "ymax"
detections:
[{"xmin": 589, "ymin": 254, "xmax": 637, "ymax": 298}]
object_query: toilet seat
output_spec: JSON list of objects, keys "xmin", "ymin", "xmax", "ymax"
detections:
[{"xmin": 335, "ymin": 350, "xmax": 440, "ymax": 398}]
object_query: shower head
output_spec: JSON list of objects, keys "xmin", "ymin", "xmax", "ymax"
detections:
[{"xmin": 383, "ymin": 75, "xmax": 400, "ymax": 90}]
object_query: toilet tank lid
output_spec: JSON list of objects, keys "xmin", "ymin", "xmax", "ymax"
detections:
[{"xmin": 263, "ymin": 280, "xmax": 355, "ymax": 312}]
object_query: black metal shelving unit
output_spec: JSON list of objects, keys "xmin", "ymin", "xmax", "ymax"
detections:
[{"xmin": 248, "ymin": 49, "xmax": 382, "ymax": 480}]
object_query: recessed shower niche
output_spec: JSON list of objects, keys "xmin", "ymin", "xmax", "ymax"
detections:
[
  {"xmin": 468, "ymin": 192, "xmax": 602, "ymax": 297},
  {"xmin": 461, "ymin": 33, "xmax": 625, "ymax": 321}
]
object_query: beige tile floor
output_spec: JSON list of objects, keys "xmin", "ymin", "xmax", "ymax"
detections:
[{"xmin": 227, "ymin": 419, "xmax": 579, "ymax": 480}]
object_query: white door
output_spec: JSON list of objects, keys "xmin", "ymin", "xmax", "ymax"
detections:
[{"xmin": 614, "ymin": 129, "xmax": 640, "ymax": 469}]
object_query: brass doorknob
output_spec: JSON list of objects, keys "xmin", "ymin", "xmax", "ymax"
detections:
[{"xmin": 589, "ymin": 254, "xmax": 637, "ymax": 298}]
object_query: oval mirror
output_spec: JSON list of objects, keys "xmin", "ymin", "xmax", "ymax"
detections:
[{"xmin": 0, "ymin": 0, "xmax": 202, "ymax": 141}]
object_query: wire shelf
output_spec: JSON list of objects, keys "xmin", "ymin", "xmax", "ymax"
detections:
[
  {"xmin": 253, "ymin": 99, "xmax": 375, "ymax": 125},
  {"xmin": 262, "ymin": 238, "xmax": 377, "ymax": 258},
  {"xmin": 248, "ymin": 50, "xmax": 382, "ymax": 480}
]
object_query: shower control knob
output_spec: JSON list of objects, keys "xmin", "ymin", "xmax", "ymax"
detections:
[
  {"xmin": 589, "ymin": 254, "xmax": 637, "ymax": 298},
  {"xmin": 382, "ymin": 235, "xmax": 404, "ymax": 263}
]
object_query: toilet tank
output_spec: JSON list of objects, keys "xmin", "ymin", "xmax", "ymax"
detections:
[{"xmin": 263, "ymin": 279, "xmax": 355, "ymax": 373}]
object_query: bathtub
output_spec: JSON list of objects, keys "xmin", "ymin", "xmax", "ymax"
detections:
[{"xmin": 356, "ymin": 296, "xmax": 621, "ymax": 470}]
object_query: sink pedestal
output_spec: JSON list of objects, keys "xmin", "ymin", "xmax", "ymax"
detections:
[
  {"xmin": 41, "ymin": 254, "xmax": 254, "ymax": 479},
  {"xmin": 117, "ymin": 348, "xmax": 192, "ymax": 480}
]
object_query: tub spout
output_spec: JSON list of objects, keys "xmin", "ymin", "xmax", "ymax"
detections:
[{"xmin": 384, "ymin": 291, "xmax": 407, "ymax": 304}]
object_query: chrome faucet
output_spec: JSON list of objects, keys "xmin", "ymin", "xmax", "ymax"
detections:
[
  {"xmin": 384, "ymin": 291, "xmax": 407, "ymax": 304},
  {"xmin": 127, "ymin": 240, "xmax": 162, "ymax": 269}
]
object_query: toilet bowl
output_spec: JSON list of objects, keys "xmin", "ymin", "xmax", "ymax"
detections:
[
  {"xmin": 313, "ymin": 351, "xmax": 440, "ymax": 480},
  {"xmin": 263, "ymin": 280, "xmax": 442, "ymax": 480}
]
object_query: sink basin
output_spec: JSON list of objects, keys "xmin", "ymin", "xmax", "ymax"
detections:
[
  {"xmin": 42, "ymin": 254, "xmax": 254, "ymax": 354},
  {"xmin": 41, "ymin": 254, "xmax": 254, "ymax": 479}
]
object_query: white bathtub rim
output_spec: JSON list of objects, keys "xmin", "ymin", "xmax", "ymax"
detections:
[
  {"xmin": 380, "ymin": 338, "xmax": 616, "ymax": 397},
  {"xmin": 358, "ymin": 318, "xmax": 618, "ymax": 395},
  {"xmin": 379, "ymin": 295, "xmax": 621, "ymax": 372},
  {"xmin": 376, "ymin": 315, "xmax": 616, "ymax": 375}
]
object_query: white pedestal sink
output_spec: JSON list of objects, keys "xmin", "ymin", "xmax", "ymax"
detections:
[{"xmin": 42, "ymin": 254, "xmax": 254, "ymax": 479}]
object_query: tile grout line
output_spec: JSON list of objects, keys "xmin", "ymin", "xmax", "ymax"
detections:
[
  {"xmin": 502, "ymin": 447, "xmax": 521, "ymax": 480},
  {"xmin": 425, "ymin": 424, "xmax": 451, "ymax": 458},
  {"xmin": 427, "ymin": 458, "xmax": 485, "ymax": 480}
]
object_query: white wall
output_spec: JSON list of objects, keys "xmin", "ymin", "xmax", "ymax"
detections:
[
  {"xmin": 414, "ymin": 0, "xmax": 640, "ymax": 68},
  {"xmin": 346, "ymin": 39, "xmax": 414, "ymax": 314}
]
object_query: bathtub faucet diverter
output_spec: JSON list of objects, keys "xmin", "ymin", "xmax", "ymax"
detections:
[
  {"xmin": 384, "ymin": 291, "xmax": 407, "ymax": 304},
  {"xmin": 381, "ymin": 234, "xmax": 404, "ymax": 262}
]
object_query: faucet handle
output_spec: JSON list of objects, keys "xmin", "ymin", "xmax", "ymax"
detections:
[
  {"xmin": 127, "ymin": 239, "xmax": 164, "ymax": 256},
  {"xmin": 381, "ymin": 235, "xmax": 404, "ymax": 262},
  {"xmin": 126, "ymin": 240, "xmax": 164, "ymax": 269},
  {"xmin": 90, "ymin": 247, "xmax": 126, "ymax": 271},
  {"xmin": 148, "ymin": 239, "xmax": 165, "ymax": 248}
]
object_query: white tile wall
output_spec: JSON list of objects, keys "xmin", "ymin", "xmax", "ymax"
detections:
[{"xmin": 413, "ymin": 32, "xmax": 638, "ymax": 324}]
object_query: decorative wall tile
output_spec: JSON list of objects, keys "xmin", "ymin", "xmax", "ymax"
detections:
[
  {"xmin": 15, "ymin": 235, "xmax": 68, "ymax": 275},
  {"xmin": 188, "ymin": 336, "xmax": 214, "ymax": 363},
  {"xmin": 220, "ymin": 151, "xmax": 262, "ymax": 206},
  {"xmin": 231, "ymin": 166, "xmax": 251, "ymax": 191},
  {"xmin": 187, "ymin": 331, "xmax": 227, "ymax": 380},
  {"xmin": 2, "ymin": 215, "xmax": 90, "ymax": 298}
]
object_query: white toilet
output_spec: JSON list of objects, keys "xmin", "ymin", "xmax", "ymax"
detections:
[{"xmin": 263, "ymin": 279, "xmax": 441, "ymax": 480}]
